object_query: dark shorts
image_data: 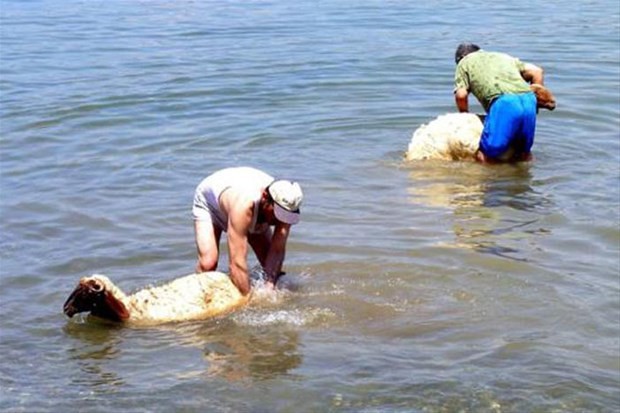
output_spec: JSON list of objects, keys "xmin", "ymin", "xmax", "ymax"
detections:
[{"xmin": 480, "ymin": 92, "xmax": 537, "ymax": 160}]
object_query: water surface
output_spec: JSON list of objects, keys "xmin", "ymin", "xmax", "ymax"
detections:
[{"xmin": 1, "ymin": 0, "xmax": 619, "ymax": 411}]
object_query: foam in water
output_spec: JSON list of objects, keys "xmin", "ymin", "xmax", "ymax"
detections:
[
  {"xmin": 233, "ymin": 307, "xmax": 335, "ymax": 327},
  {"xmin": 249, "ymin": 265, "xmax": 287, "ymax": 305},
  {"xmin": 231, "ymin": 266, "xmax": 335, "ymax": 326}
]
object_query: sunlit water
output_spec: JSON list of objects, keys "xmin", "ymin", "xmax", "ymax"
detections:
[{"xmin": 1, "ymin": 0, "xmax": 619, "ymax": 412}]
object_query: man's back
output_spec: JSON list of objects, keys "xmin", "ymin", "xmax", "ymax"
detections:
[{"xmin": 455, "ymin": 50, "xmax": 531, "ymax": 112}]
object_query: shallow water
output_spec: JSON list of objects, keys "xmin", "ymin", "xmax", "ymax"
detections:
[{"xmin": 1, "ymin": 0, "xmax": 619, "ymax": 412}]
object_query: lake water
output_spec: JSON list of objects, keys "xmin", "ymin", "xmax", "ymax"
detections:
[{"xmin": 1, "ymin": 0, "xmax": 619, "ymax": 412}]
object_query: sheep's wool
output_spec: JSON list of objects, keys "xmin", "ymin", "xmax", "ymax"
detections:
[
  {"xmin": 405, "ymin": 113, "xmax": 483, "ymax": 161},
  {"xmin": 128, "ymin": 271, "xmax": 248, "ymax": 325}
]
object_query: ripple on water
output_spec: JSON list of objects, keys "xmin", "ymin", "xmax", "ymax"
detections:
[{"xmin": 0, "ymin": 0, "xmax": 619, "ymax": 411}]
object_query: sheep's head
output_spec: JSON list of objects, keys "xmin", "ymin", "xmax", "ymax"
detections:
[
  {"xmin": 530, "ymin": 84, "xmax": 556, "ymax": 111},
  {"xmin": 63, "ymin": 275, "xmax": 130, "ymax": 322}
]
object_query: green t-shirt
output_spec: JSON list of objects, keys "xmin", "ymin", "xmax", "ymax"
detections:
[{"xmin": 454, "ymin": 50, "xmax": 531, "ymax": 112}]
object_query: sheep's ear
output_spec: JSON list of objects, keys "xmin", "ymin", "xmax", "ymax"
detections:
[
  {"xmin": 102, "ymin": 291, "xmax": 130, "ymax": 321},
  {"xmin": 63, "ymin": 284, "xmax": 88, "ymax": 317}
]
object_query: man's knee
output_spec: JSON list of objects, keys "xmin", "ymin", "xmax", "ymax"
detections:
[
  {"xmin": 196, "ymin": 253, "xmax": 218, "ymax": 273},
  {"xmin": 479, "ymin": 134, "xmax": 511, "ymax": 159}
]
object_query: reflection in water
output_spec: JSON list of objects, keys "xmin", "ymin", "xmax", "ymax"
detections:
[
  {"xmin": 174, "ymin": 286, "xmax": 308, "ymax": 382},
  {"xmin": 63, "ymin": 320, "xmax": 126, "ymax": 392},
  {"xmin": 406, "ymin": 161, "xmax": 552, "ymax": 260},
  {"xmin": 164, "ymin": 315, "xmax": 304, "ymax": 382},
  {"xmin": 63, "ymin": 293, "xmax": 306, "ymax": 388},
  {"xmin": 202, "ymin": 327, "xmax": 302, "ymax": 382}
]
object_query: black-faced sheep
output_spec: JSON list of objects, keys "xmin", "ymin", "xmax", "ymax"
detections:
[{"xmin": 63, "ymin": 271, "xmax": 249, "ymax": 326}]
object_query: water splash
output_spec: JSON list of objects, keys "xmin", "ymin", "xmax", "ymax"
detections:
[{"xmin": 233, "ymin": 307, "xmax": 335, "ymax": 327}]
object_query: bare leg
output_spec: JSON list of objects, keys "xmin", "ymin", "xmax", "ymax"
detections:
[
  {"xmin": 194, "ymin": 220, "xmax": 222, "ymax": 273},
  {"xmin": 475, "ymin": 149, "xmax": 489, "ymax": 164}
]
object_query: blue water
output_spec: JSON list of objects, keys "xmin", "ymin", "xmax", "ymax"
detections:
[{"xmin": 1, "ymin": 0, "xmax": 619, "ymax": 411}]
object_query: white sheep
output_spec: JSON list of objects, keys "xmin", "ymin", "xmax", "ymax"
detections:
[
  {"xmin": 406, "ymin": 112, "xmax": 484, "ymax": 161},
  {"xmin": 63, "ymin": 271, "xmax": 249, "ymax": 326},
  {"xmin": 405, "ymin": 84, "xmax": 556, "ymax": 161}
]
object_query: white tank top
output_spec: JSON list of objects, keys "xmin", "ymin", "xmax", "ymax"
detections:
[{"xmin": 196, "ymin": 167, "xmax": 274, "ymax": 233}]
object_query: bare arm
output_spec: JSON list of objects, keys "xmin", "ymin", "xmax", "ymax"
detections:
[
  {"xmin": 263, "ymin": 223, "xmax": 291, "ymax": 286},
  {"xmin": 454, "ymin": 88, "xmax": 469, "ymax": 112},
  {"xmin": 521, "ymin": 63, "xmax": 544, "ymax": 85},
  {"xmin": 224, "ymin": 194, "xmax": 254, "ymax": 296}
]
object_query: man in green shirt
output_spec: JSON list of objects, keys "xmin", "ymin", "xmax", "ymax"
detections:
[{"xmin": 454, "ymin": 43, "xmax": 545, "ymax": 163}]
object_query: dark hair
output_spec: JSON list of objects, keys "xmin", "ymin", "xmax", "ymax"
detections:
[
  {"xmin": 455, "ymin": 43, "xmax": 480, "ymax": 64},
  {"xmin": 264, "ymin": 184, "xmax": 274, "ymax": 204}
]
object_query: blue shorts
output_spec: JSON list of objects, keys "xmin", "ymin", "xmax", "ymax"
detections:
[{"xmin": 479, "ymin": 92, "xmax": 537, "ymax": 160}]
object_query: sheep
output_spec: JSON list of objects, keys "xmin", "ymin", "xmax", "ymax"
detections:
[
  {"xmin": 530, "ymin": 83, "xmax": 556, "ymax": 111},
  {"xmin": 405, "ymin": 84, "xmax": 556, "ymax": 161},
  {"xmin": 63, "ymin": 271, "xmax": 249, "ymax": 326},
  {"xmin": 405, "ymin": 112, "xmax": 484, "ymax": 161}
]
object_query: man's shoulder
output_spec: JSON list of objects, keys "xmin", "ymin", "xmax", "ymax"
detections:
[
  {"xmin": 222, "ymin": 190, "xmax": 255, "ymax": 232},
  {"xmin": 465, "ymin": 50, "xmax": 513, "ymax": 63},
  {"xmin": 223, "ymin": 188, "xmax": 255, "ymax": 209}
]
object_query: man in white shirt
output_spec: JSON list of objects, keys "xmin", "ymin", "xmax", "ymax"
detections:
[{"xmin": 192, "ymin": 167, "xmax": 303, "ymax": 295}]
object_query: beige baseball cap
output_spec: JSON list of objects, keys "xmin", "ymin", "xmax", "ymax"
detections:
[{"xmin": 268, "ymin": 180, "xmax": 303, "ymax": 225}]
